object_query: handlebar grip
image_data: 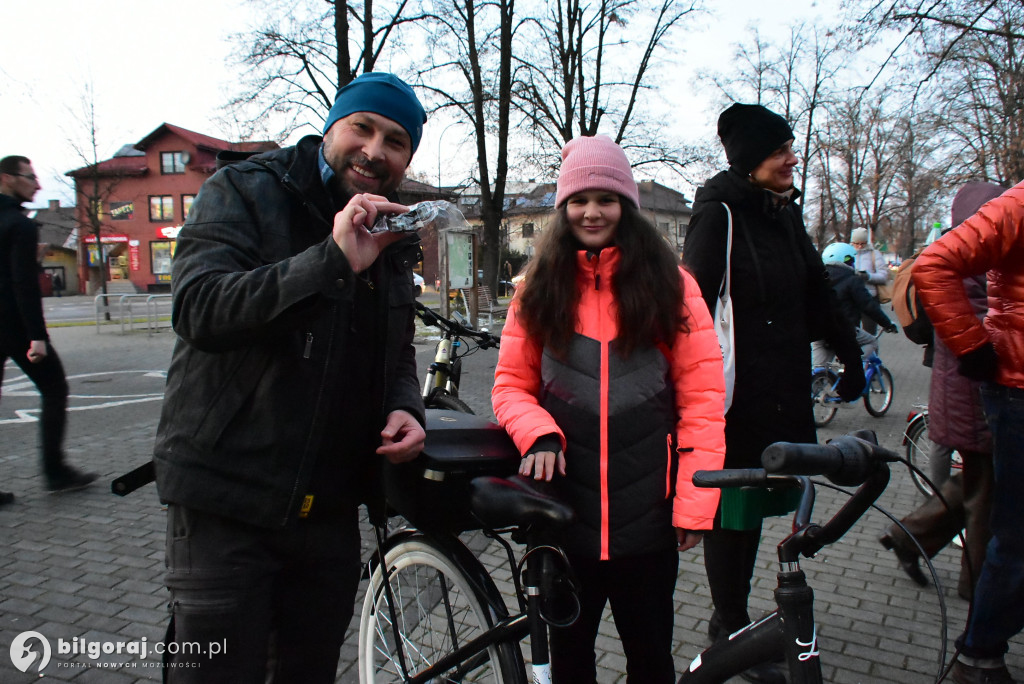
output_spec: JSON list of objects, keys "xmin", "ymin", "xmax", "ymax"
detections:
[
  {"xmin": 693, "ymin": 468, "xmax": 769, "ymax": 489},
  {"xmin": 761, "ymin": 433, "xmax": 895, "ymax": 487}
]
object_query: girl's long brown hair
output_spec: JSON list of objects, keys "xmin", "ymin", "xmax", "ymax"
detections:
[{"xmin": 516, "ymin": 198, "xmax": 688, "ymax": 357}]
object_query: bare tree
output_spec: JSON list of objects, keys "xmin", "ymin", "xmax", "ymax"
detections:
[
  {"xmin": 815, "ymin": 88, "xmax": 906, "ymax": 246},
  {"xmin": 854, "ymin": 0, "xmax": 1024, "ymax": 184},
  {"xmin": 223, "ymin": 0, "xmax": 425, "ymax": 140},
  {"xmin": 703, "ymin": 22, "xmax": 845, "ymax": 239},
  {"xmin": 416, "ymin": 0, "xmax": 518, "ymax": 294},
  {"xmin": 62, "ymin": 84, "xmax": 131, "ymax": 309},
  {"xmin": 889, "ymin": 110, "xmax": 949, "ymax": 256},
  {"xmin": 512, "ymin": 0, "xmax": 703, "ymax": 177},
  {"xmin": 928, "ymin": 2, "xmax": 1024, "ymax": 183}
]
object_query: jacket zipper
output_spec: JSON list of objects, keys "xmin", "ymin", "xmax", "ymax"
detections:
[
  {"xmin": 592, "ymin": 251, "xmax": 611, "ymax": 560},
  {"xmin": 303, "ymin": 332, "xmax": 313, "ymax": 359},
  {"xmin": 666, "ymin": 434, "xmax": 673, "ymax": 499}
]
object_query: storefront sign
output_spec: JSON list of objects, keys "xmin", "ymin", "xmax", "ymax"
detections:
[
  {"xmin": 110, "ymin": 201, "xmax": 134, "ymax": 221},
  {"xmin": 129, "ymin": 240, "xmax": 140, "ymax": 271},
  {"xmin": 155, "ymin": 226, "xmax": 182, "ymax": 239}
]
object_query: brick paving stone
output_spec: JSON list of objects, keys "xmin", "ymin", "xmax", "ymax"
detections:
[{"xmin": 1, "ymin": 313, "xmax": 1022, "ymax": 682}]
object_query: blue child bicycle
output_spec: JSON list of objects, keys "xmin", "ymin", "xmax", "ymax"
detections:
[{"xmin": 811, "ymin": 350, "xmax": 894, "ymax": 427}]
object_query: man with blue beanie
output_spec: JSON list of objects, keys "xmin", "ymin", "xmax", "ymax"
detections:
[{"xmin": 153, "ymin": 72, "xmax": 428, "ymax": 682}]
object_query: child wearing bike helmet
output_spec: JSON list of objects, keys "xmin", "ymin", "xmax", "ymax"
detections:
[
  {"xmin": 812, "ymin": 242, "xmax": 897, "ymax": 367},
  {"xmin": 492, "ymin": 135, "xmax": 726, "ymax": 684}
]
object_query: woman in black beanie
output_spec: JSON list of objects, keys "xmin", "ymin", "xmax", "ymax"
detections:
[{"xmin": 682, "ymin": 104, "xmax": 865, "ymax": 684}]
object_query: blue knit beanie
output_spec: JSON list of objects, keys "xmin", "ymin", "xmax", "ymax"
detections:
[{"xmin": 322, "ymin": 72, "xmax": 427, "ymax": 154}]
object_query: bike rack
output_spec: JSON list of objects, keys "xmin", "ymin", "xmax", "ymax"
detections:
[{"xmin": 94, "ymin": 293, "xmax": 172, "ymax": 335}]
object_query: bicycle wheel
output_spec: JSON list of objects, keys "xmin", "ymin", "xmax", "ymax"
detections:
[
  {"xmin": 359, "ymin": 536, "xmax": 523, "ymax": 683},
  {"xmin": 863, "ymin": 366, "xmax": 894, "ymax": 417},
  {"xmin": 904, "ymin": 415, "xmax": 936, "ymax": 496},
  {"xmin": 811, "ymin": 369, "xmax": 838, "ymax": 427},
  {"xmin": 429, "ymin": 390, "xmax": 475, "ymax": 414}
]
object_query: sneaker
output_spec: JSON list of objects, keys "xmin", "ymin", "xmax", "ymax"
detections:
[
  {"xmin": 952, "ymin": 660, "xmax": 1015, "ymax": 684},
  {"xmin": 0, "ymin": 491, "xmax": 14, "ymax": 506},
  {"xmin": 46, "ymin": 467, "xmax": 98, "ymax": 493}
]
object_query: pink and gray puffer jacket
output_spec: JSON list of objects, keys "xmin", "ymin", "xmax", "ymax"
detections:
[{"xmin": 493, "ymin": 247, "xmax": 726, "ymax": 560}]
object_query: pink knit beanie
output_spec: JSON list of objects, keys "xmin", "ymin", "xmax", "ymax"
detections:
[{"xmin": 555, "ymin": 135, "xmax": 640, "ymax": 209}]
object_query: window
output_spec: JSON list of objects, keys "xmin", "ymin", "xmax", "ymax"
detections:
[
  {"xmin": 182, "ymin": 194, "xmax": 195, "ymax": 219},
  {"xmin": 88, "ymin": 198, "xmax": 103, "ymax": 221},
  {"xmin": 161, "ymin": 151, "xmax": 187, "ymax": 174},
  {"xmin": 522, "ymin": 222, "xmax": 534, "ymax": 238},
  {"xmin": 151, "ymin": 240, "xmax": 177, "ymax": 283},
  {"xmin": 149, "ymin": 196, "xmax": 173, "ymax": 221}
]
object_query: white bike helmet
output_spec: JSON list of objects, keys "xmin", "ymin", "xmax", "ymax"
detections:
[{"xmin": 822, "ymin": 242, "xmax": 856, "ymax": 266}]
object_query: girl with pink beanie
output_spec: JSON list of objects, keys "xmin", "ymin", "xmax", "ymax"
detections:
[{"xmin": 492, "ymin": 135, "xmax": 727, "ymax": 683}]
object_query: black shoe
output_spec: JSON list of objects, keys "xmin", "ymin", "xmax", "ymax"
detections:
[
  {"xmin": 951, "ymin": 660, "xmax": 1015, "ymax": 684},
  {"xmin": 46, "ymin": 467, "xmax": 98, "ymax": 493},
  {"xmin": 0, "ymin": 491, "xmax": 14, "ymax": 506},
  {"xmin": 740, "ymin": 661, "xmax": 787, "ymax": 684},
  {"xmin": 879, "ymin": 532, "xmax": 928, "ymax": 586}
]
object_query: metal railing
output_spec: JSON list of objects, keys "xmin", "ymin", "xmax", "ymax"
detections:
[{"xmin": 94, "ymin": 294, "xmax": 172, "ymax": 335}]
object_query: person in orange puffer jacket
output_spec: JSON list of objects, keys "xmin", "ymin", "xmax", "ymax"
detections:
[
  {"xmin": 913, "ymin": 180, "xmax": 1024, "ymax": 684},
  {"xmin": 492, "ymin": 135, "xmax": 726, "ymax": 684}
]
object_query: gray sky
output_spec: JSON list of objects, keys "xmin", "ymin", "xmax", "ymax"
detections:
[{"xmin": 2, "ymin": 0, "xmax": 842, "ymax": 208}]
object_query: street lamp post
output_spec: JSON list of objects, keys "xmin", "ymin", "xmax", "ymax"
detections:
[{"xmin": 437, "ymin": 121, "xmax": 459, "ymax": 197}]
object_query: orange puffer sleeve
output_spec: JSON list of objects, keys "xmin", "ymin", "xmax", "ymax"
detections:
[
  {"xmin": 492, "ymin": 296, "xmax": 566, "ymax": 456},
  {"xmin": 914, "ymin": 182, "xmax": 1024, "ymax": 367},
  {"xmin": 668, "ymin": 267, "xmax": 727, "ymax": 531}
]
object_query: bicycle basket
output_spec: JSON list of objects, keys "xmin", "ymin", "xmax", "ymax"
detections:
[{"xmin": 383, "ymin": 409, "xmax": 520, "ymax": 532}]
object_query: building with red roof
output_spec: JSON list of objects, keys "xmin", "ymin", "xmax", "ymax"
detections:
[{"xmin": 66, "ymin": 124, "xmax": 278, "ymax": 294}]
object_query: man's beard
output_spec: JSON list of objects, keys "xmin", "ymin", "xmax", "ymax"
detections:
[{"xmin": 333, "ymin": 154, "xmax": 401, "ymax": 198}]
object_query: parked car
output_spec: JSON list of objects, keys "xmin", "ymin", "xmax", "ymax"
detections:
[{"xmin": 413, "ymin": 272, "xmax": 424, "ymax": 297}]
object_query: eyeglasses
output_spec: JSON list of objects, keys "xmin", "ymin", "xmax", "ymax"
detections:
[{"xmin": 14, "ymin": 173, "xmax": 38, "ymax": 181}]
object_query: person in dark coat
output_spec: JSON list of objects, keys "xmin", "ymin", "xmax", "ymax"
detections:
[
  {"xmin": 683, "ymin": 104, "xmax": 864, "ymax": 684},
  {"xmin": 153, "ymin": 73, "xmax": 428, "ymax": 682},
  {"xmin": 811, "ymin": 241, "xmax": 897, "ymax": 368},
  {"xmin": 879, "ymin": 181, "xmax": 1004, "ymax": 602},
  {"xmin": 0, "ymin": 155, "xmax": 97, "ymax": 504}
]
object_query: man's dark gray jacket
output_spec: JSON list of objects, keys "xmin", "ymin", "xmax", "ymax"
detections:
[{"xmin": 154, "ymin": 136, "xmax": 424, "ymax": 528}]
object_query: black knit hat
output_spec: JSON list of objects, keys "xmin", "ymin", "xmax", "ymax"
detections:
[{"xmin": 717, "ymin": 103, "xmax": 795, "ymax": 175}]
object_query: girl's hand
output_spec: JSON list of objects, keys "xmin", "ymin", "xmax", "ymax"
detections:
[
  {"xmin": 519, "ymin": 450, "xmax": 566, "ymax": 481},
  {"xmin": 676, "ymin": 528, "xmax": 703, "ymax": 552}
]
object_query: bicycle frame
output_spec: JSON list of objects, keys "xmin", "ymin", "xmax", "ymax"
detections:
[
  {"xmin": 363, "ymin": 453, "xmax": 577, "ymax": 684},
  {"xmin": 415, "ymin": 301, "xmax": 497, "ymax": 405},
  {"xmin": 421, "ymin": 334, "xmax": 460, "ymax": 400},
  {"xmin": 814, "ymin": 352, "xmax": 882, "ymax": 405},
  {"xmin": 679, "ymin": 437, "xmax": 892, "ymax": 683}
]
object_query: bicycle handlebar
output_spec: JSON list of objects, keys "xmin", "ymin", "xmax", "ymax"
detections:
[
  {"xmin": 414, "ymin": 301, "xmax": 500, "ymax": 349},
  {"xmin": 760, "ymin": 430, "xmax": 900, "ymax": 487},
  {"xmin": 694, "ymin": 431, "xmax": 896, "ymax": 562}
]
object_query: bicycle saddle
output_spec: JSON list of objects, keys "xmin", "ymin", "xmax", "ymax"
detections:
[{"xmin": 469, "ymin": 475, "xmax": 576, "ymax": 531}]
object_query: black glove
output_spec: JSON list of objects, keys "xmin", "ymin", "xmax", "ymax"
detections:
[
  {"xmin": 858, "ymin": 270, "xmax": 870, "ymax": 281},
  {"xmin": 836, "ymin": 360, "xmax": 866, "ymax": 401},
  {"xmin": 883, "ymin": 323, "xmax": 898, "ymax": 334},
  {"xmin": 957, "ymin": 343, "xmax": 999, "ymax": 382}
]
